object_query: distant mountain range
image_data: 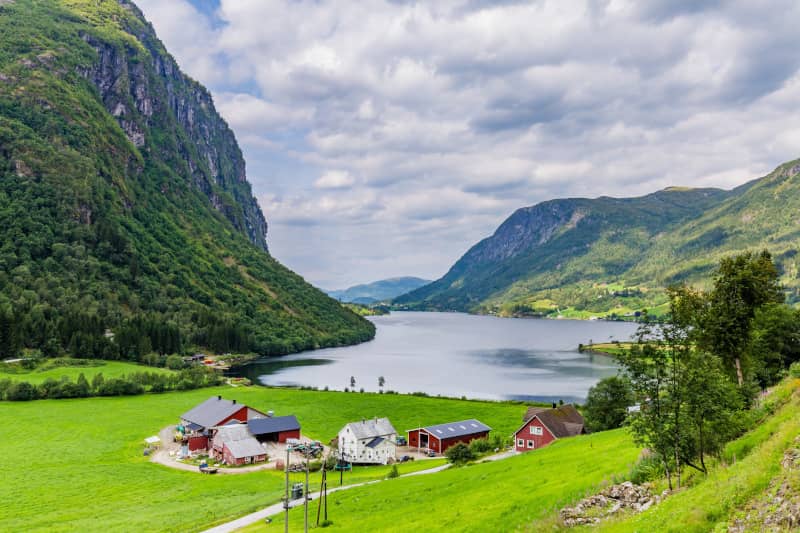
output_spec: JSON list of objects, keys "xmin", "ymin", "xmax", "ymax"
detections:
[
  {"xmin": 396, "ymin": 159, "xmax": 800, "ymax": 318},
  {"xmin": 328, "ymin": 277, "xmax": 431, "ymax": 304}
]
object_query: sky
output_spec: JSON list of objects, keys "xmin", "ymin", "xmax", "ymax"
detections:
[{"xmin": 135, "ymin": 0, "xmax": 800, "ymax": 290}]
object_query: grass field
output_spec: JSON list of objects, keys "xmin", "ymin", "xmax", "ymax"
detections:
[
  {"xmin": 596, "ymin": 378, "xmax": 800, "ymax": 532},
  {"xmin": 0, "ymin": 386, "xmax": 525, "ymax": 532},
  {"xmin": 261, "ymin": 428, "xmax": 641, "ymax": 532},
  {"xmin": 0, "ymin": 359, "xmax": 174, "ymax": 384}
]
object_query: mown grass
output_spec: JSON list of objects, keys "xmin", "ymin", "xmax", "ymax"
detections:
[
  {"xmin": 0, "ymin": 386, "xmax": 523, "ymax": 531},
  {"xmin": 0, "ymin": 359, "xmax": 174, "ymax": 384},
  {"xmin": 262, "ymin": 428, "xmax": 640, "ymax": 532},
  {"xmin": 594, "ymin": 378, "xmax": 800, "ymax": 532}
]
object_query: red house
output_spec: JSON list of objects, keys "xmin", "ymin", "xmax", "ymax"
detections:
[
  {"xmin": 513, "ymin": 404, "xmax": 585, "ymax": 452},
  {"xmin": 407, "ymin": 419, "xmax": 491, "ymax": 454},
  {"xmin": 179, "ymin": 396, "xmax": 265, "ymax": 452}
]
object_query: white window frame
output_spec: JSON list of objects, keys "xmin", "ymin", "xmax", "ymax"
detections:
[
  {"xmin": 527, "ymin": 440, "xmax": 534, "ymax": 449},
  {"xmin": 530, "ymin": 425, "xmax": 543, "ymax": 436},
  {"xmin": 517, "ymin": 439, "xmax": 524, "ymax": 447}
]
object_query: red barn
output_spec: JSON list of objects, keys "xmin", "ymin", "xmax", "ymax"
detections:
[
  {"xmin": 514, "ymin": 404, "xmax": 585, "ymax": 452},
  {"xmin": 247, "ymin": 415, "xmax": 301, "ymax": 443},
  {"xmin": 180, "ymin": 396, "xmax": 265, "ymax": 452},
  {"xmin": 407, "ymin": 419, "xmax": 491, "ymax": 454}
]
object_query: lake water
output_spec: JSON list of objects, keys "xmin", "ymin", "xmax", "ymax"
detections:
[{"xmin": 233, "ymin": 312, "xmax": 639, "ymax": 403}]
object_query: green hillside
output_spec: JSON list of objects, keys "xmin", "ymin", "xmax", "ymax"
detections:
[
  {"xmin": 0, "ymin": 0, "xmax": 374, "ymax": 359},
  {"xmin": 397, "ymin": 160, "xmax": 800, "ymax": 316}
]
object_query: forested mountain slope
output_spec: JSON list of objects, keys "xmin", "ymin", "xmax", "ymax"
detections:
[
  {"xmin": 0, "ymin": 0, "xmax": 374, "ymax": 358},
  {"xmin": 328, "ymin": 277, "xmax": 431, "ymax": 304},
  {"xmin": 397, "ymin": 160, "xmax": 800, "ymax": 316}
]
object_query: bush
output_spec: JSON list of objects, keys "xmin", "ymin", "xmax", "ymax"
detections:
[
  {"xmin": 165, "ymin": 354, "xmax": 185, "ymax": 370},
  {"xmin": 6, "ymin": 381, "xmax": 38, "ymax": 401},
  {"xmin": 308, "ymin": 460, "xmax": 323, "ymax": 472},
  {"xmin": 445, "ymin": 443, "xmax": 476, "ymax": 464},
  {"xmin": 630, "ymin": 453, "xmax": 666, "ymax": 484},
  {"xmin": 387, "ymin": 465, "xmax": 399, "ymax": 478},
  {"xmin": 789, "ymin": 361, "xmax": 800, "ymax": 378},
  {"xmin": 468, "ymin": 438, "xmax": 493, "ymax": 455}
]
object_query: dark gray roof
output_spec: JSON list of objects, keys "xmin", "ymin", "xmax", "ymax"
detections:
[
  {"xmin": 180, "ymin": 397, "xmax": 244, "ymax": 429},
  {"xmin": 416, "ymin": 419, "xmax": 491, "ymax": 440},
  {"xmin": 248, "ymin": 415, "xmax": 300, "ymax": 436},
  {"xmin": 366, "ymin": 436, "xmax": 385, "ymax": 449}
]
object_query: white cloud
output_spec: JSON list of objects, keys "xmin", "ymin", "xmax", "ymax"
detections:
[
  {"xmin": 138, "ymin": 0, "xmax": 800, "ymax": 288},
  {"xmin": 314, "ymin": 170, "xmax": 357, "ymax": 190}
]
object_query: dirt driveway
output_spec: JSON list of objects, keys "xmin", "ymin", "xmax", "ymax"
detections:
[{"xmin": 149, "ymin": 426, "xmax": 329, "ymax": 474}]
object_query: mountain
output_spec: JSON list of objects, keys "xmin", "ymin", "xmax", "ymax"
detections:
[
  {"xmin": 0, "ymin": 0, "xmax": 374, "ymax": 357},
  {"xmin": 396, "ymin": 159, "xmax": 800, "ymax": 317},
  {"xmin": 328, "ymin": 277, "xmax": 431, "ymax": 304}
]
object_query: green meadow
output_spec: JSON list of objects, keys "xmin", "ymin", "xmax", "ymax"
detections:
[
  {"xmin": 0, "ymin": 386, "xmax": 524, "ymax": 532},
  {"xmin": 0, "ymin": 359, "xmax": 174, "ymax": 384},
  {"xmin": 261, "ymin": 428, "xmax": 641, "ymax": 532}
]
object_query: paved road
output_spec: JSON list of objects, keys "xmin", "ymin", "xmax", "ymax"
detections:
[{"xmin": 201, "ymin": 463, "xmax": 452, "ymax": 533}]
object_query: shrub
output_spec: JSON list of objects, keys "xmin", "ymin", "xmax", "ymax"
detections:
[
  {"xmin": 387, "ymin": 465, "xmax": 399, "ymax": 478},
  {"xmin": 789, "ymin": 361, "xmax": 800, "ymax": 378},
  {"xmin": 165, "ymin": 354, "xmax": 185, "ymax": 370},
  {"xmin": 308, "ymin": 460, "xmax": 322, "ymax": 472},
  {"xmin": 445, "ymin": 443, "xmax": 475, "ymax": 464},
  {"xmin": 6, "ymin": 381, "xmax": 38, "ymax": 401},
  {"xmin": 468, "ymin": 438, "xmax": 493, "ymax": 455}
]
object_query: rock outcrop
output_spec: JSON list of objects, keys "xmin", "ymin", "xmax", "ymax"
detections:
[{"xmin": 560, "ymin": 482, "xmax": 666, "ymax": 527}]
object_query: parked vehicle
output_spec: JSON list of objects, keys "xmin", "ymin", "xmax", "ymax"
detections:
[{"xmin": 399, "ymin": 455, "xmax": 413, "ymax": 462}]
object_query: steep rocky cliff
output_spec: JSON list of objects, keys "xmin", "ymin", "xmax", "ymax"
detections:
[
  {"xmin": 0, "ymin": 0, "xmax": 374, "ymax": 356},
  {"xmin": 77, "ymin": 0, "xmax": 268, "ymax": 249}
]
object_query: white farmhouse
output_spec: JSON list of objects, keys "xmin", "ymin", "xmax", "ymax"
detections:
[{"xmin": 337, "ymin": 418, "xmax": 397, "ymax": 465}]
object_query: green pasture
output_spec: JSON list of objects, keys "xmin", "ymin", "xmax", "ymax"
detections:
[
  {"xmin": 0, "ymin": 386, "xmax": 524, "ymax": 531},
  {"xmin": 265, "ymin": 428, "xmax": 640, "ymax": 532},
  {"xmin": 0, "ymin": 359, "xmax": 174, "ymax": 384}
]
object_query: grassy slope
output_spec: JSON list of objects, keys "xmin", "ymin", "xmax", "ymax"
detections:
[
  {"xmin": 0, "ymin": 359, "xmax": 173, "ymax": 383},
  {"xmin": 596, "ymin": 378, "xmax": 800, "ymax": 533},
  {"xmin": 0, "ymin": 387, "xmax": 523, "ymax": 532},
  {"xmin": 269, "ymin": 429, "xmax": 640, "ymax": 532}
]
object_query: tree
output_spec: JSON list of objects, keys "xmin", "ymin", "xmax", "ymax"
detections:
[
  {"xmin": 584, "ymin": 375, "xmax": 634, "ymax": 432},
  {"xmin": 749, "ymin": 304, "xmax": 800, "ymax": 387},
  {"xmin": 699, "ymin": 250, "xmax": 783, "ymax": 386},
  {"xmin": 378, "ymin": 376, "xmax": 385, "ymax": 390},
  {"xmin": 349, "ymin": 376, "xmax": 356, "ymax": 389}
]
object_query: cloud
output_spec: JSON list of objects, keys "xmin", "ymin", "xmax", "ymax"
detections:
[
  {"xmin": 137, "ymin": 0, "xmax": 800, "ymax": 288},
  {"xmin": 314, "ymin": 170, "xmax": 357, "ymax": 190}
]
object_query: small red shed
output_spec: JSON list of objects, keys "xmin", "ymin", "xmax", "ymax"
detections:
[
  {"xmin": 407, "ymin": 419, "xmax": 491, "ymax": 454},
  {"xmin": 514, "ymin": 404, "xmax": 585, "ymax": 452}
]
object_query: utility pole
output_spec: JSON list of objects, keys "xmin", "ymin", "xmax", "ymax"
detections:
[
  {"xmin": 304, "ymin": 452, "xmax": 309, "ymax": 533},
  {"xmin": 284, "ymin": 446, "xmax": 290, "ymax": 533}
]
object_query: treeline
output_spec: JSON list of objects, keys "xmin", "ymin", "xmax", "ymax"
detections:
[
  {"xmin": 586, "ymin": 250, "xmax": 800, "ymax": 490},
  {"xmin": 0, "ymin": 366, "xmax": 223, "ymax": 401}
]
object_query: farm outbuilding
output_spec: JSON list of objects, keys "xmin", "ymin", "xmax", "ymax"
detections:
[
  {"xmin": 247, "ymin": 415, "xmax": 301, "ymax": 443},
  {"xmin": 407, "ymin": 419, "xmax": 491, "ymax": 454},
  {"xmin": 211, "ymin": 424, "xmax": 268, "ymax": 465},
  {"xmin": 514, "ymin": 404, "xmax": 585, "ymax": 452},
  {"xmin": 179, "ymin": 396, "xmax": 266, "ymax": 452}
]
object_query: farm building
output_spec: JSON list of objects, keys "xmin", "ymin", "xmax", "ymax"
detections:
[
  {"xmin": 211, "ymin": 424, "xmax": 268, "ymax": 465},
  {"xmin": 179, "ymin": 396, "xmax": 266, "ymax": 452},
  {"xmin": 514, "ymin": 404, "xmax": 585, "ymax": 452},
  {"xmin": 407, "ymin": 419, "xmax": 491, "ymax": 454},
  {"xmin": 248, "ymin": 415, "xmax": 301, "ymax": 443},
  {"xmin": 338, "ymin": 418, "xmax": 397, "ymax": 465}
]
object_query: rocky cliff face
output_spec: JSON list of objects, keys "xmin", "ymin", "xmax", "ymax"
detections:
[{"xmin": 77, "ymin": 0, "xmax": 268, "ymax": 250}]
